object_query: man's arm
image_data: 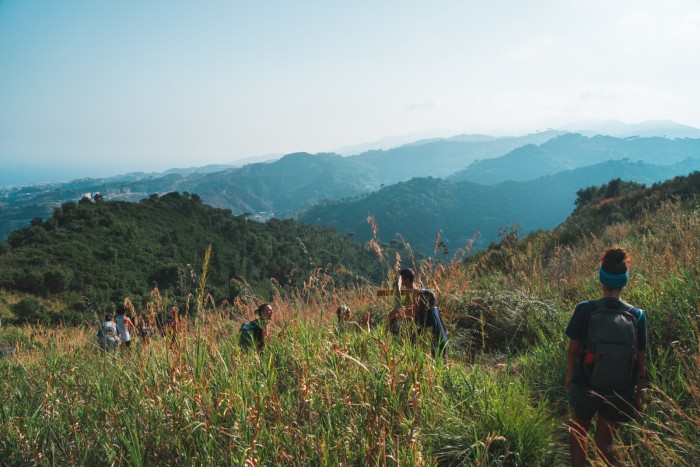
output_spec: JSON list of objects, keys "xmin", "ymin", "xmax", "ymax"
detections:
[
  {"xmin": 565, "ymin": 339, "xmax": 582, "ymax": 390},
  {"xmin": 635, "ymin": 351, "xmax": 648, "ymax": 410}
]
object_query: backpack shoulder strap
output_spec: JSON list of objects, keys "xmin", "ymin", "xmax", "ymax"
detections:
[
  {"xmin": 617, "ymin": 300, "xmax": 643, "ymax": 323},
  {"xmin": 585, "ymin": 300, "xmax": 597, "ymax": 349},
  {"xmin": 632, "ymin": 307, "xmax": 644, "ymax": 324}
]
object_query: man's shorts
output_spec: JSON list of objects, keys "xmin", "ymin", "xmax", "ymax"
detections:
[{"xmin": 568, "ymin": 383, "xmax": 636, "ymax": 423}]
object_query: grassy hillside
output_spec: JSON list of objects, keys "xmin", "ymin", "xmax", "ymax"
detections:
[
  {"xmin": 0, "ymin": 191, "xmax": 387, "ymax": 323},
  {"xmin": 0, "ymin": 172, "xmax": 698, "ymax": 464}
]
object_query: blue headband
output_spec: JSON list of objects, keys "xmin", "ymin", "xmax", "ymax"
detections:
[{"xmin": 599, "ymin": 267, "xmax": 628, "ymax": 287}]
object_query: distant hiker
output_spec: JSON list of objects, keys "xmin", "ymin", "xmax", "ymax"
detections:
[
  {"xmin": 336, "ymin": 304, "xmax": 351, "ymax": 332},
  {"xmin": 138, "ymin": 316, "xmax": 155, "ymax": 344},
  {"xmin": 415, "ymin": 289, "xmax": 449, "ymax": 358},
  {"xmin": 239, "ymin": 303, "xmax": 273, "ymax": 351},
  {"xmin": 159, "ymin": 305, "xmax": 180, "ymax": 349},
  {"xmin": 98, "ymin": 313, "xmax": 120, "ymax": 351},
  {"xmin": 115, "ymin": 304, "xmax": 136, "ymax": 349},
  {"xmin": 157, "ymin": 305, "xmax": 179, "ymax": 337},
  {"xmin": 565, "ymin": 247, "xmax": 648, "ymax": 467},
  {"xmin": 388, "ymin": 268, "xmax": 418, "ymax": 334},
  {"xmin": 125, "ymin": 298, "xmax": 153, "ymax": 344},
  {"xmin": 337, "ymin": 304, "xmax": 351, "ymax": 323},
  {"xmin": 336, "ymin": 304, "xmax": 371, "ymax": 333},
  {"xmin": 0, "ymin": 344, "xmax": 13, "ymax": 359}
]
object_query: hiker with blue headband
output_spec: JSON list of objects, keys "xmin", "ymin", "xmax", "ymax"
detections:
[{"xmin": 564, "ymin": 247, "xmax": 648, "ymax": 467}]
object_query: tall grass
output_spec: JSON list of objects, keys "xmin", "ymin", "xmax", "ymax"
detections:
[
  {"xmin": 0, "ymin": 198, "xmax": 698, "ymax": 465},
  {"xmin": 0, "ymin": 318, "xmax": 557, "ymax": 465},
  {"xmin": 471, "ymin": 198, "xmax": 700, "ymax": 465}
]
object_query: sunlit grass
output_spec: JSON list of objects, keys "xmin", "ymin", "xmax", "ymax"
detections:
[{"xmin": 1, "ymin": 197, "xmax": 699, "ymax": 465}]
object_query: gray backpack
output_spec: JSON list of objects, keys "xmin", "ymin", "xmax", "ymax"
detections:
[
  {"xmin": 585, "ymin": 299, "xmax": 639, "ymax": 391},
  {"xmin": 98, "ymin": 321, "xmax": 120, "ymax": 350}
]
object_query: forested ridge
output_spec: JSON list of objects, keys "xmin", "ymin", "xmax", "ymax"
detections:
[
  {"xmin": 0, "ymin": 191, "xmax": 386, "ymax": 323},
  {"xmin": 299, "ymin": 163, "xmax": 700, "ymax": 254},
  {"xmin": 469, "ymin": 171, "xmax": 700, "ymax": 275}
]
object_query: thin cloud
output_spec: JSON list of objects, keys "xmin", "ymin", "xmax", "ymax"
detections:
[{"xmin": 406, "ymin": 99, "xmax": 438, "ymax": 112}]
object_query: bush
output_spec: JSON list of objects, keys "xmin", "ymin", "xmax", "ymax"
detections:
[
  {"xmin": 13, "ymin": 269, "xmax": 44, "ymax": 294},
  {"xmin": 11, "ymin": 298, "xmax": 51, "ymax": 325},
  {"xmin": 43, "ymin": 269, "xmax": 72, "ymax": 294},
  {"xmin": 0, "ymin": 326, "xmax": 35, "ymax": 351},
  {"xmin": 442, "ymin": 289, "xmax": 563, "ymax": 358}
]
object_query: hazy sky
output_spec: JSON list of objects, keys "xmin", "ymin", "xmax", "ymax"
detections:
[{"xmin": 2, "ymin": 1, "xmax": 700, "ymax": 183}]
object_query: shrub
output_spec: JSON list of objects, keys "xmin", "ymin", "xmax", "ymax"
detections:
[
  {"xmin": 13, "ymin": 269, "xmax": 44, "ymax": 294},
  {"xmin": 43, "ymin": 269, "xmax": 72, "ymax": 294},
  {"xmin": 441, "ymin": 289, "xmax": 563, "ymax": 358},
  {"xmin": 11, "ymin": 298, "xmax": 51, "ymax": 325}
]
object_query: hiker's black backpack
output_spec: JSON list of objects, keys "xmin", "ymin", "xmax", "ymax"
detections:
[
  {"xmin": 239, "ymin": 322, "xmax": 257, "ymax": 349},
  {"xmin": 584, "ymin": 298, "xmax": 639, "ymax": 391}
]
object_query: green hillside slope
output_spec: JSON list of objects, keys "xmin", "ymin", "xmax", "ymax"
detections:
[
  {"xmin": 299, "ymin": 160, "xmax": 700, "ymax": 254},
  {"xmin": 0, "ymin": 192, "xmax": 385, "ymax": 321}
]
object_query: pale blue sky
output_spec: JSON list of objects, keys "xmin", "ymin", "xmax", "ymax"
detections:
[{"xmin": 2, "ymin": 0, "xmax": 700, "ymax": 183}]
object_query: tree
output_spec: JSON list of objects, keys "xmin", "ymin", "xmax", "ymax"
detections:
[
  {"xmin": 14, "ymin": 269, "xmax": 44, "ymax": 294},
  {"xmin": 11, "ymin": 298, "xmax": 50, "ymax": 324},
  {"xmin": 43, "ymin": 269, "xmax": 71, "ymax": 293}
]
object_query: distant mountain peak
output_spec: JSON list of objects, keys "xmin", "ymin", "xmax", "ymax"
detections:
[
  {"xmin": 334, "ymin": 129, "xmax": 457, "ymax": 155},
  {"xmin": 558, "ymin": 119, "xmax": 700, "ymax": 139}
]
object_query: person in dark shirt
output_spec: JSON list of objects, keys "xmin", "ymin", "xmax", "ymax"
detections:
[
  {"xmin": 414, "ymin": 289, "xmax": 449, "ymax": 358},
  {"xmin": 565, "ymin": 247, "xmax": 648, "ymax": 466},
  {"xmin": 241, "ymin": 303, "xmax": 273, "ymax": 351},
  {"xmin": 156, "ymin": 305, "xmax": 179, "ymax": 337},
  {"xmin": 387, "ymin": 268, "xmax": 448, "ymax": 357},
  {"xmin": 388, "ymin": 268, "xmax": 418, "ymax": 334}
]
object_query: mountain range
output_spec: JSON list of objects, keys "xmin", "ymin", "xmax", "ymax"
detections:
[
  {"xmin": 451, "ymin": 133, "xmax": 700, "ymax": 184},
  {"xmin": 2, "ymin": 121, "xmax": 700, "ymax": 255},
  {"xmin": 298, "ymin": 158, "xmax": 700, "ymax": 254},
  {"xmin": 558, "ymin": 119, "xmax": 700, "ymax": 139}
]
